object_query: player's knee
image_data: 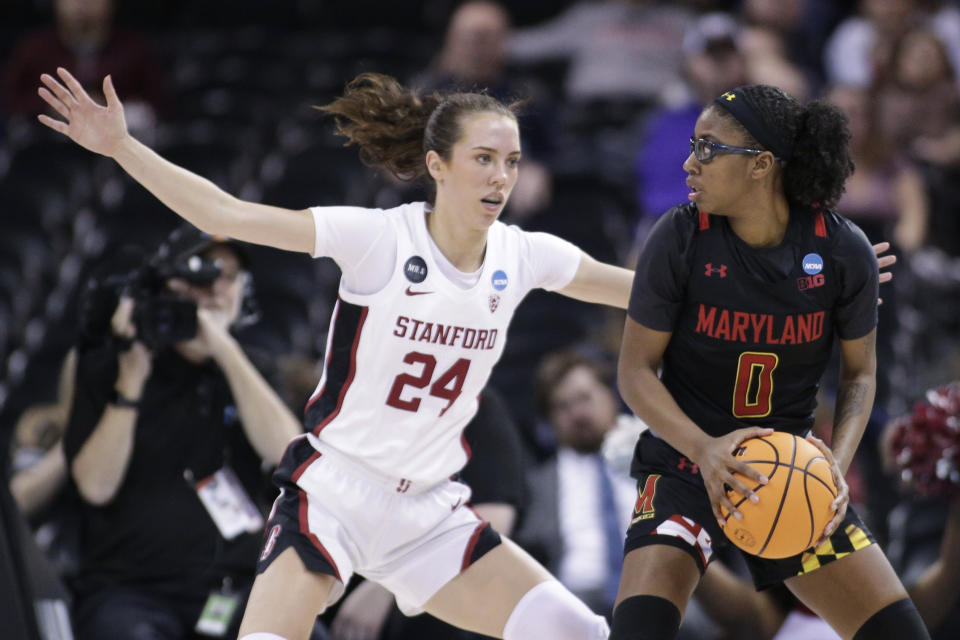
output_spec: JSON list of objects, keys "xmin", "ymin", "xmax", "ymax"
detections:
[
  {"xmin": 239, "ymin": 634, "xmax": 291, "ymax": 640},
  {"xmin": 852, "ymin": 598, "xmax": 931, "ymax": 640},
  {"xmin": 502, "ymin": 580, "xmax": 609, "ymax": 640},
  {"xmin": 609, "ymin": 595, "xmax": 681, "ymax": 640}
]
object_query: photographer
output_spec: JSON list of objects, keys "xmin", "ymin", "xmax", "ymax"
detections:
[{"xmin": 63, "ymin": 225, "xmax": 301, "ymax": 640}]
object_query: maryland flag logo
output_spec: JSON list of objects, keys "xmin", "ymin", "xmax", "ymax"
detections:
[
  {"xmin": 631, "ymin": 474, "xmax": 660, "ymax": 523},
  {"xmin": 721, "ymin": 91, "xmax": 737, "ymax": 101}
]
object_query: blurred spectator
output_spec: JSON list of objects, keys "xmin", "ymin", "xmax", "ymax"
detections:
[
  {"xmin": 413, "ymin": 0, "xmax": 557, "ymax": 221},
  {"xmin": 738, "ymin": 0, "xmax": 815, "ymax": 99},
  {"xmin": 63, "ymin": 225, "xmax": 301, "ymax": 640},
  {"xmin": 874, "ymin": 26, "xmax": 960, "ymax": 168},
  {"xmin": 329, "ymin": 388, "xmax": 528, "ymax": 640},
  {"xmin": 829, "ymin": 84, "xmax": 928, "ymax": 252},
  {"xmin": 823, "ymin": 0, "xmax": 919, "ymax": 89},
  {"xmin": 514, "ymin": 349, "xmax": 645, "ymax": 618},
  {"xmin": 8, "ymin": 348, "xmax": 81, "ymax": 577},
  {"xmin": 1, "ymin": 0, "xmax": 169, "ymax": 132},
  {"xmin": 633, "ymin": 12, "xmax": 748, "ymax": 227},
  {"xmin": 508, "ymin": 0, "xmax": 696, "ymax": 104}
]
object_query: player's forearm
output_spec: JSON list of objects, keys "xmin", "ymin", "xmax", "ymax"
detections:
[
  {"xmin": 213, "ymin": 337, "xmax": 301, "ymax": 465},
  {"xmin": 830, "ymin": 371, "xmax": 875, "ymax": 474},
  {"xmin": 112, "ymin": 135, "xmax": 243, "ymax": 234}
]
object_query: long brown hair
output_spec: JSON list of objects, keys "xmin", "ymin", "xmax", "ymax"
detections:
[{"xmin": 318, "ymin": 73, "xmax": 521, "ymax": 194}]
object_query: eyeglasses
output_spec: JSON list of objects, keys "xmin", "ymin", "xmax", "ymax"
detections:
[{"xmin": 689, "ymin": 137, "xmax": 765, "ymax": 163}]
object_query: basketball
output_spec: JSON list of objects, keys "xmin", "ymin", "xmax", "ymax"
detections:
[{"xmin": 721, "ymin": 432, "xmax": 837, "ymax": 559}]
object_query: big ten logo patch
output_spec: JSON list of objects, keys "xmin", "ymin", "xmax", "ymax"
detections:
[
  {"xmin": 632, "ymin": 474, "xmax": 661, "ymax": 523},
  {"xmin": 797, "ymin": 273, "xmax": 825, "ymax": 291},
  {"xmin": 404, "ymin": 256, "xmax": 428, "ymax": 283}
]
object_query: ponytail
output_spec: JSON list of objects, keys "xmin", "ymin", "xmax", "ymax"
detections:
[
  {"xmin": 712, "ymin": 84, "xmax": 854, "ymax": 210},
  {"xmin": 318, "ymin": 72, "xmax": 520, "ymax": 192}
]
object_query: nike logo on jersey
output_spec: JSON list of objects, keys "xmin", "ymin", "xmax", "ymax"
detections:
[{"xmin": 405, "ymin": 286, "xmax": 433, "ymax": 296}]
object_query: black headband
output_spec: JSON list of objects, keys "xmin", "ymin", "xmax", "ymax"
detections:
[{"xmin": 713, "ymin": 88, "xmax": 793, "ymax": 162}]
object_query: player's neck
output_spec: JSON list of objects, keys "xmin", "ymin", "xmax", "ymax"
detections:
[
  {"xmin": 425, "ymin": 208, "xmax": 487, "ymax": 273},
  {"xmin": 727, "ymin": 191, "xmax": 791, "ymax": 248}
]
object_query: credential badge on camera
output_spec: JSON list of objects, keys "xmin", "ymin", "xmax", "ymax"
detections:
[{"xmin": 404, "ymin": 256, "xmax": 428, "ymax": 283}]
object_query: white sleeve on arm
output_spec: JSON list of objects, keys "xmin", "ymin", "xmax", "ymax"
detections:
[
  {"xmin": 522, "ymin": 231, "xmax": 582, "ymax": 291},
  {"xmin": 310, "ymin": 206, "xmax": 397, "ymax": 294}
]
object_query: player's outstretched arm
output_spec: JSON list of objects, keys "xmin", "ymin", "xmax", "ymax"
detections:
[
  {"xmin": 37, "ymin": 68, "xmax": 315, "ymax": 254},
  {"xmin": 557, "ymin": 252, "xmax": 633, "ymax": 309}
]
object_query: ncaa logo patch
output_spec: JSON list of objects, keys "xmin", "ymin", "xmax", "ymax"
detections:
[
  {"xmin": 403, "ymin": 256, "xmax": 428, "ymax": 283},
  {"xmin": 802, "ymin": 253, "xmax": 824, "ymax": 275},
  {"xmin": 491, "ymin": 269, "xmax": 508, "ymax": 291}
]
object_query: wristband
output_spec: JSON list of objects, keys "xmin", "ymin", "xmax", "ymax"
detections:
[{"xmin": 109, "ymin": 388, "xmax": 141, "ymax": 409}]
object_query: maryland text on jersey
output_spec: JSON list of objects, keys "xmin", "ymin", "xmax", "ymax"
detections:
[{"xmin": 695, "ymin": 304, "xmax": 826, "ymax": 346}]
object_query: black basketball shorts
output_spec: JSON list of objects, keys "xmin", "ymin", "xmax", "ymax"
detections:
[{"xmin": 623, "ymin": 431, "xmax": 876, "ymax": 589}]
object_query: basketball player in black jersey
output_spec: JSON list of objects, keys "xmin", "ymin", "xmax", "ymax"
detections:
[{"xmin": 612, "ymin": 85, "xmax": 931, "ymax": 640}]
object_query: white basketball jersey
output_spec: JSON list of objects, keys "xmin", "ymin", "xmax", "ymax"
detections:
[{"xmin": 305, "ymin": 202, "xmax": 577, "ymax": 485}]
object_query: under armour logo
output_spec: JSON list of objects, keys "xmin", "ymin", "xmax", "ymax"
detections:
[
  {"xmin": 705, "ymin": 263, "xmax": 727, "ymax": 278},
  {"xmin": 721, "ymin": 91, "xmax": 737, "ymax": 101},
  {"xmin": 677, "ymin": 457, "xmax": 700, "ymax": 474}
]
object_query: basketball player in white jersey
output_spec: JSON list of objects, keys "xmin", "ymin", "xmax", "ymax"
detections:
[
  {"xmin": 37, "ymin": 68, "xmax": 897, "ymax": 640},
  {"xmin": 38, "ymin": 67, "xmax": 630, "ymax": 640}
]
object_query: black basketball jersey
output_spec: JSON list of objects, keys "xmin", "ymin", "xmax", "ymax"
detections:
[{"xmin": 628, "ymin": 203, "xmax": 878, "ymax": 438}]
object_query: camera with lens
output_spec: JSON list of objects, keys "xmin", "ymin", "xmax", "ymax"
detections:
[
  {"xmin": 79, "ymin": 226, "xmax": 240, "ymax": 352},
  {"xmin": 127, "ymin": 252, "xmax": 223, "ymax": 350}
]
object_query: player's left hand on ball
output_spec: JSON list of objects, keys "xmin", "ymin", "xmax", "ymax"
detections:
[{"xmin": 806, "ymin": 434, "xmax": 849, "ymax": 547}]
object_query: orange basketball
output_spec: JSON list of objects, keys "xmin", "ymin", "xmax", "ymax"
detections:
[{"xmin": 720, "ymin": 432, "xmax": 837, "ymax": 559}]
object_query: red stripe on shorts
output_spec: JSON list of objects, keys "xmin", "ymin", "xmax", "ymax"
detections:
[
  {"xmin": 461, "ymin": 521, "xmax": 490, "ymax": 571},
  {"xmin": 298, "ymin": 489, "xmax": 342, "ymax": 582}
]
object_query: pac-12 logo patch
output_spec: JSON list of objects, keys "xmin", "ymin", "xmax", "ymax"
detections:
[
  {"xmin": 491, "ymin": 269, "xmax": 508, "ymax": 291},
  {"xmin": 802, "ymin": 253, "xmax": 823, "ymax": 275},
  {"xmin": 403, "ymin": 256, "xmax": 428, "ymax": 283},
  {"xmin": 489, "ymin": 294, "xmax": 500, "ymax": 313}
]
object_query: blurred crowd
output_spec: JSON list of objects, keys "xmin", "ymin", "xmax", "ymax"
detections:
[{"xmin": 2, "ymin": 1, "xmax": 960, "ymax": 639}]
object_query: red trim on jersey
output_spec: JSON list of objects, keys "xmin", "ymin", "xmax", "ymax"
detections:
[
  {"xmin": 814, "ymin": 210, "xmax": 827, "ymax": 238},
  {"xmin": 305, "ymin": 301, "xmax": 341, "ymax": 412},
  {"xmin": 461, "ymin": 507, "xmax": 490, "ymax": 570},
  {"xmin": 291, "ymin": 450, "xmax": 321, "ymax": 484},
  {"xmin": 298, "ymin": 489, "xmax": 342, "ymax": 582},
  {"xmin": 698, "ymin": 211, "xmax": 710, "ymax": 230},
  {"xmin": 460, "ymin": 430, "xmax": 472, "ymax": 461},
  {"xmin": 311, "ymin": 303, "xmax": 369, "ymax": 436}
]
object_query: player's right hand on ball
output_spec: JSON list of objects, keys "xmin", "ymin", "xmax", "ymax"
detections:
[
  {"xmin": 38, "ymin": 68, "xmax": 128, "ymax": 158},
  {"xmin": 696, "ymin": 427, "xmax": 773, "ymax": 527}
]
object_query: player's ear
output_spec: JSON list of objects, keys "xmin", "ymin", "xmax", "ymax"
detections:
[
  {"xmin": 426, "ymin": 150, "xmax": 445, "ymax": 182},
  {"xmin": 750, "ymin": 151, "xmax": 777, "ymax": 180}
]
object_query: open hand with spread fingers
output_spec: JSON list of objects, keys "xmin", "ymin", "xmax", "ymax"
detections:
[{"xmin": 37, "ymin": 67, "xmax": 128, "ymax": 158}]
